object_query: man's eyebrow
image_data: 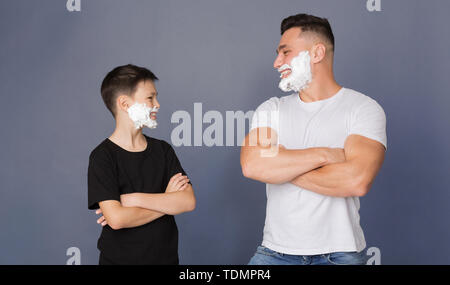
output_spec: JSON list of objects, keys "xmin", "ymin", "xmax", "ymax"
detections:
[
  {"xmin": 276, "ymin": 44, "xmax": 288, "ymax": 54},
  {"xmin": 148, "ymin": 92, "xmax": 158, "ymax": 97}
]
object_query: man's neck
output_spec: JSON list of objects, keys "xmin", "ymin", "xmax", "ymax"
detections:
[{"xmin": 299, "ymin": 75, "xmax": 342, "ymax": 103}]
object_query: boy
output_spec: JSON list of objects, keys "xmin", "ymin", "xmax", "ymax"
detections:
[{"xmin": 88, "ymin": 64, "xmax": 196, "ymax": 265}]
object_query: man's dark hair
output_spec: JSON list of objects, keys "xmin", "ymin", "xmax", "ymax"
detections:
[
  {"xmin": 281, "ymin": 13, "xmax": 335, "ymax": 52},
  {"xmin": 100, "ymin": 64, "xmax": 158, "ymax": 117}
]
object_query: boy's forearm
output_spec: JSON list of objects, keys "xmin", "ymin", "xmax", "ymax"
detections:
[
  {"xmin": 126, "ymin": 190, "xmax": 195, "ymax": 215},
  {"xmin": 114, "ymin": 206, "xmax": 165, "ymax": 229}
]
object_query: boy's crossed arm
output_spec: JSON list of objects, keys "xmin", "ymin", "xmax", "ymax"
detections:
[{"xmin": 96, "ymin": 173, "xmax": 196, "ymax": 230}]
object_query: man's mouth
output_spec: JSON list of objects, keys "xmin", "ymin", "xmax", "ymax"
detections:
[
  {"xmin": 279, "ymin": 69, "xmax": 292, "ymax": 78},
  {"xmin": 150, "ymin": 112, "xmax": 157, "ymax": 119}
]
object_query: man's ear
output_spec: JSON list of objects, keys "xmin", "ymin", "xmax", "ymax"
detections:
[{"xmin": 310, "ymin": 43, "xmax": 327, "ymax": 64}]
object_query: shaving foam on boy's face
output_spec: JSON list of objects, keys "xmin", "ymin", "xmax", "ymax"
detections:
[
  {"xmin": 278, "ymin": 50, "xmax": 312, "ymax": 92},
  {"xmin": 127, "ymin": 103, "xmax": 158, "ymax": 130}
]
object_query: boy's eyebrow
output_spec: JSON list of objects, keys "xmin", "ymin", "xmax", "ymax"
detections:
[{"xmin": 276, "ymin": 44, "xmax": 288, "ymax": 54}]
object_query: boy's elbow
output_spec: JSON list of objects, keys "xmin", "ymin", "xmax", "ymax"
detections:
[
  {"xmin": 107, "ymin": 214, "xmax": 125, "ymax": 230},
  {"xmin": 185, "ymin": 192, "xmax": 196, "ymax": 212},
  {"xmin": 108, "ymin": 220, "xmax": 123, "ymax": 230}
]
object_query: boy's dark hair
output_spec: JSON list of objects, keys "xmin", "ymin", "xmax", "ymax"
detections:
[
  {"xmin": 100, "ymin": 64, "xmax": 158, "ymax": 117},
  {"xmin": 281, "ymin": 13, "xmax": 334, "ymax": 51}
]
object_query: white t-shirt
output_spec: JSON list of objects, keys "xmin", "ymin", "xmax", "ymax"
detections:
[{"xmin": 250, "ymin": 87, "xmax": 387, "ymax": 255}]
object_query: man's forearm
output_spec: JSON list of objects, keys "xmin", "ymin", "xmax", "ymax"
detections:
[
  {"xmin": 291, "ymin": 161, "xmax": 364, "ymax": 197},
  {"xmin": 241, "ymin": 145, "xmax": 329, "ymax": 184}
]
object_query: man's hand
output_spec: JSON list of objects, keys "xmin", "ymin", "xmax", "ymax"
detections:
[
  {"xmin": 95, "ymin": 209, "xmax": 107, "ymax": 227},
  {"xmin": 165, "ymin": 173, "xmax": 190, "ymax": 193}
]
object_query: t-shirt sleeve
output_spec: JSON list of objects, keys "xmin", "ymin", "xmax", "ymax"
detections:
[
  {"xmin": 250, "ymin": 97, "xmax": 280, "ymax": 133},
  {"xmin": 163, "ymin": 142, "xmax": 192, "ymax": 188},
  {"xmin": 87, "ymin": 150, "xmax": 120, "ymax": 210},
  {"xmin": 349, "ymin": 98, "xmax": 387, "ymax": 150}
]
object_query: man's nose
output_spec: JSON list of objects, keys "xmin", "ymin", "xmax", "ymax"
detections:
[{"xmin": 273, "ymin": 54, "xmax": 283, "ymax": 70}]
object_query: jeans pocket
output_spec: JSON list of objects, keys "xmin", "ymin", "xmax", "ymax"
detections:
[
  {"xmin": 327, "ymin": 251, "xmax": 367, "ymax": 265},
  {"xmin": 256, "ymin": 245, "xmax": 278, "ymax": 257}
]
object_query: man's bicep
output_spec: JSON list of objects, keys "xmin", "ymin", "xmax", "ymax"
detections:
[
  {"xmin": 344, "ymin": 134, "xmax": 386, "ymax": 187},
  {"xmin": 243, "ymin": 127, "xmax": 278, "ymax": 148}
]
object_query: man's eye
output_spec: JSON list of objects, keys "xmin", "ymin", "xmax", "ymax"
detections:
[{"xmin": 283, "ymin": 51, "xmax": 289, "ymax": 55}]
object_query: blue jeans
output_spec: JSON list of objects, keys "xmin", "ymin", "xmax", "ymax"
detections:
[{"xmin": 248, "ymin": 245, "xmax": 368, "ymax": 265}]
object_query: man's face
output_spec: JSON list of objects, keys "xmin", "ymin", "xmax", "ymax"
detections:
[
  {"xmin": 273, "ymin": 27, "xmax": 311, "ymax": 78},
  {"xmin": 131, "ymin": 80, "xmax": 160, "ymax": 121}
]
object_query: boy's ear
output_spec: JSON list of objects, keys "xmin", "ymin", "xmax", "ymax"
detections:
[{"xmin": 117, "ymin": 95, "xmax": 131, "ymax": 113}]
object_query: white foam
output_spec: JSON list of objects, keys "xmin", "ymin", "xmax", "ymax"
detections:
[
  {"xmin": 278, "ymin": 50, "xmax": 312, "ymax": 92},
  {"xmin": 127, "ymin": 103, "xmax": 158, "ymax": 129}
]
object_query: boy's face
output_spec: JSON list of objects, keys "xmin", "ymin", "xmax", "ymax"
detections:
[{"xmin": 130, "ymin": 80, "xmax": 160, "ymax": 121}]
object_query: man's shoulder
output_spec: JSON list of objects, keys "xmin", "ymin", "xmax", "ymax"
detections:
[
  {"xmin": 255, "ymin": 94, "xmax": 297, "ymax": 111},
  {"xmin": 342, "ymin": 88, "xmax": 383, "ymax": 110}
]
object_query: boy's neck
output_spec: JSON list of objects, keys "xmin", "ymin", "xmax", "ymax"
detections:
[{"xmin": 109, "ymin": 119, "xmax": 147, "ymax": 151}]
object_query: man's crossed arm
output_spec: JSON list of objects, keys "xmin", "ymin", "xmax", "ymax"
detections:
[
  {"xmin": 240, "ymin": 127, "xmax": 385, "ymax": 197},
  {"xmin": 96, "ymin": 173, "xmax": 196, "ymax": 230}
]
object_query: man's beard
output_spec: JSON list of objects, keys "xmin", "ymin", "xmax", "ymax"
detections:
[
  {"xmin": 127, "ymin": 103, "xmax": 158, "ymax": 130},
  {"xmin": 278, "ymin": 50, "xmax": 312, "ymax": 93}
]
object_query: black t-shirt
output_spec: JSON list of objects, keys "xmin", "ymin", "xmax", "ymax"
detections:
[{"xmin": 87, "ymin": 134, "xmax": 191, "ymax": 265}]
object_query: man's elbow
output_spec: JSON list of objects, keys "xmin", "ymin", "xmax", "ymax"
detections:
[
  {"xmin": 352, "ymin": 179, "xmax": 372, "ymax": 197},
  {"xmin": 241, "ymin": 161, "xmax": 254, "ymax": 179}
]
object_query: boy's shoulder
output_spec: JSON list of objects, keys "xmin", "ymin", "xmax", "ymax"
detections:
[
  {"xmin": 88, "ymin": 138, "xmax": 112, "ymax": 162},
  {"xmin": 143, "ymin": 134, "xmax": 173, "ymax": 153}
]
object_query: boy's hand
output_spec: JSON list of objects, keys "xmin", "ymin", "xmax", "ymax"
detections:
[
  {"xmin": 166, "ymin": 173, "xmax": 190, "ymax": 193},
  {"xmin": 95, "ymin": 209, "xmax": 108, "ymax": 227}
]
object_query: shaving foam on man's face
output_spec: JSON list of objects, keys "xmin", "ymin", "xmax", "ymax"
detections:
[
  {"xmin": 278, "ymin": 50, "xmax": 312, "ymax": 92},
  {"xmin": 127, "ymin": 103, "xmax": 158, "ymax": 130}
]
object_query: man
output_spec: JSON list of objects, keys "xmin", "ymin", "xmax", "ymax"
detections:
[
  {"xmin": 88, "ymin": 64, "xmax": 196, "ymax": 265},
  {"xmin": 241, "ymin": 14, "xmax": 386, "ymax": 265}
]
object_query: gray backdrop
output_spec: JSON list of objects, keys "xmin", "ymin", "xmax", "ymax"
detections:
[{"xmin": 1, "ymin": 0, "xmax": 449, "ymax": 265}]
